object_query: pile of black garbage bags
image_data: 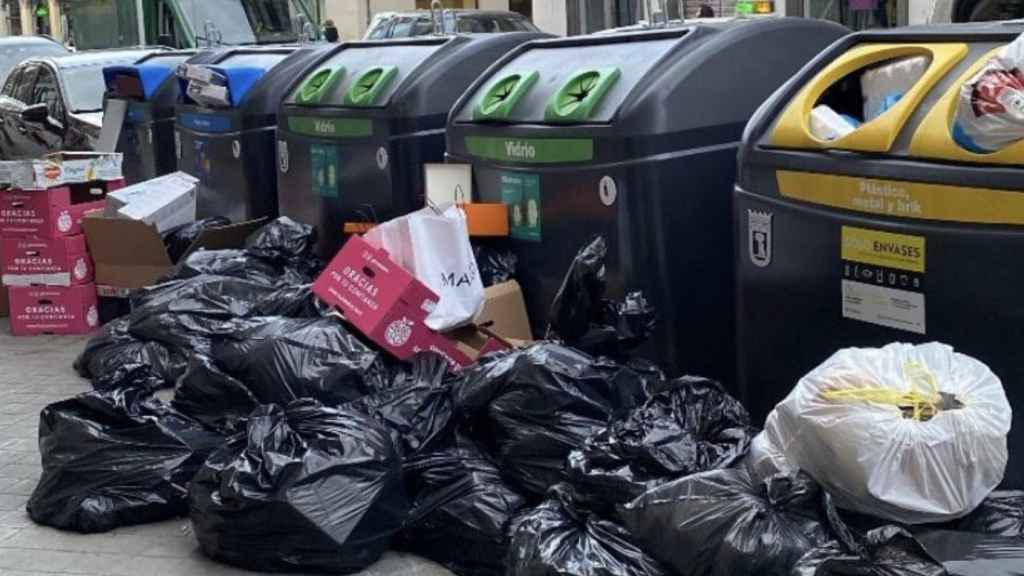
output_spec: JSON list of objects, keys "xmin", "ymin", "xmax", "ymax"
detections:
[{"xmin": 25, "ymin": 225, "xmax": 1024, "ymax": 575}]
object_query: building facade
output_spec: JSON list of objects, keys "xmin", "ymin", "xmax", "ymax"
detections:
[{"xmin": 0, "ymin": 0, "xmax": 64, "ymax": 38}]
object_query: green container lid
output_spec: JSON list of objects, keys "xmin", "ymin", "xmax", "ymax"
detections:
[
  {"xmin": 344, "ymin": 65, "xmax": 399, "ymax": 107},
  {"xmin": 544, "ymin": 68, "xmax": 621, "ymax": 123},
  {"xmin": 474, "ymin": 71, "xmax": 539, "ymax": 121},
  {"xmin": 297, "ymin": 66, "xmax": 345, "ymax": 105}
]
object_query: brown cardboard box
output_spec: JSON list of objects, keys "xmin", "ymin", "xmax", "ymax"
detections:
[
  {"xmin": 449, "ymin": 280, "xmax": 533, "ymax": 362},
  {"xmin": 476, "ymin": 280, "xmax": 533, "ymax": 341},
  {"xmin": 83, "ymin": 215, "xmax": 265, "ymax": 291}
]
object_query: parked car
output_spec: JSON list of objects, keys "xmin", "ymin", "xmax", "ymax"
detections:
[
  {"xmin": 0, "ymin": 36, "xmax": 69, "ymax": 87},
  {"xmin": 365, "ymin": 10, "xmax": 539, "ymax": 38},
  {"xmin": 0, "ymin": 48, "xmax": 159, "ymax": 160}
]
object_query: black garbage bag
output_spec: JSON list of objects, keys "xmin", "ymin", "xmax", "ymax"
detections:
[
  {"xmin": 578, "ymin": 292, "xmax": 658, "ymax": 358},
  {"xmin": 399, "ymin": 433, "xmax": 529, "ymax": 576},
  {"xmin": 130, "ymin": 276, "xmax": 279, "ymax": 320},
  {"xmin": 129, "ymin": 312, "xmax": 259, "ymax": 360},
  {"xmin": 547, "ymin": 237, "xmax": 656, "ymax": 357},
  {"xmin": 27, "ymin": 388, "xmax": 222, "ymax": 533},
  {"xmin": 244, "ymin": 216, "xmax": 317, "ymax": 268},
  {"xmin": 792, "ymin": 494, "xmax": 947, "ymax": 576},
  {"xmin": 547, "ymin": 236, "xmax": 608, "ymax": 344},
  {"xmin": 917, "ymin": 530, "xmax": 1024, "ymax": 576},
  {"xmin": 162, "ymin": 216, "xmax": 231, "ymax": 264},
  {"xmin": 507, "ymin": 483, "xmax": 670, "ymax": 576},
  {"xmin": 345, "ymin": 353, "xmax": 455, "ymax": 456},
  {"xmin": 172, "ymin": 356, "xmax": 260, "ymax": 435},
  {"xmin": 168, "ymin": 249, "xmax": 308, "ymax": 286},
  {"xmin": 568, "ymin": 376, "xmax": 755, "ymax": 510},
  {"xmin": 454, "ymin": 343, "xmax": 649, "ymax": 496},
  {"xmin": 619, "ymin": 468, "xmax": 829, "ymax": 576},
  {"xmin": 474, "ymin": 244, "xmax": 518, "ymax": 287},
  {"xmin": 213, "ymin": 317, "xmax": 387, "ymax": 407},
  {"xmin": 793, "ymin": 529, "xmax": 949, "ymax": 576},
  {"xmin": 189, "ymin": 400, "xmax": 408, "ymax": 573},
  {"xmin": 74, "ymin": 317, "xmax": 184, "ymax": 391},
  {"xmin": 954, "ymin": 491, "xmax": 1024, "ymax": 537},
  {"xmin": 252, "ymin": 284, "xmax": 327, "ymax": 318}
]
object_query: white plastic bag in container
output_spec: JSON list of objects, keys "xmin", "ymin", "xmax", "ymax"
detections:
[
  {"xmin": 364, "ymin": 204, "xmax": 485, "ymax": 332},
  {"xmin": 811, "ymin": 105, "xmax": 859, "ymax": 141},
  {"xmin": 861, "ymin": 56, "xmax": 929, "ymax": 121},
  {"xmin": 761, "ymin": 342, "xmax": 1011, "ymax": 524},
  {"xmin": 954, "ymin": 33, "xmax": 1024, "ymax": 152}
]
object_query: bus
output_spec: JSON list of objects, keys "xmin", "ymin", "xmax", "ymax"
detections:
[{"xmin": 62, "ymin": 0, "xmax": 318, "ymax": 50}]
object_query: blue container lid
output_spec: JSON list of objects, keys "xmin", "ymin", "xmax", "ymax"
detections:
[{"xmin": 103, "ymin": 62, "xmax": 179, "ymax": 101}]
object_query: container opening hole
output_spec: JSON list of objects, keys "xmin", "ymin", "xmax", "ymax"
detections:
[{"xmin": 810, "ymin": 55, "xmax": 930, "ymax": 141}]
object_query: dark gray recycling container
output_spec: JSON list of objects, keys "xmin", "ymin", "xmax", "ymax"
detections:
[
  {"xmin": 735, "ymin": 23, "xmax": 1024, "ymax": 487},
  {"xmin": 103, "ymin": 50, "xmax": 221, "ymax": 185},
  {"xmin": 174, "ymin": 45, "xmax": 330, "ymax": 221},
  {"xmin": 276, "ymin": 32, "xmax": 550, "ymax": 259},
  {"xmin": 446, "ymin": 18, "xmax": 848, "ymax": 382}
]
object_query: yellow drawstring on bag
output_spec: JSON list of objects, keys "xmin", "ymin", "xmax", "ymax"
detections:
[{"xmin": 822, "ymin": 360, "xmax": 943, "ymax": 421}]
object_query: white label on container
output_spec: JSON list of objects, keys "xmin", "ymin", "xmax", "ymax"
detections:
[{"xmin": 841, "ymin": 279, "xmax": 925, "ymax": 335}]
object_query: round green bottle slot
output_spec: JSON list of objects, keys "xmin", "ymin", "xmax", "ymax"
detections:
[
  {"xmin": 556, "ymin": 71, "xmax": 600, "ymax": 116},
  {"xmin": 474, "ymin": 71, "xmax": 539, "ymax": 120},
  {"xmin": 546, "ymin": 68, "xmax": 620, "ymax": 123},
  {"xmin": 345, "ymin": 66, "xmax": 398, "ymax": 107},
  {"xmin": 297, "ymin": 67, "xmax": 344, "ymax": 104},
  {"xmin": 482, "ymin": 75, "xmax": 521, "ymax": 115}
]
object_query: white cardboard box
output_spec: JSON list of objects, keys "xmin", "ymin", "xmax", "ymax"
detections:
[
  {"xmin": 105, "ymin": 172, "xmax": 199, "ymax": 233},
  {"xmin": 10, "ymin": 152, "xmax": 123, "ymax": 190}
]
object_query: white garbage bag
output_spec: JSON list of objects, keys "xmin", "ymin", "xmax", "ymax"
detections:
[
  {"xmin": 954, "ymin": 33, "xmax": 1024, "ymax": 152},
  {"xmin": 364, "ymin": 204, "xmax": 485, "ymax": 332},
  {"xmin": 761, "ymin": 342, "xmax": 1011, "ymax": 524},
  {"xmin": 861, "ymin": 56, "xmax": 929, "ymax": 122}
]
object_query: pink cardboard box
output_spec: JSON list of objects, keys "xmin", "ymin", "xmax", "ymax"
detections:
[
  {"xmin": 0, "ymin": 179, "xmax": 123, "ymax": 238},
  {"xmin": 1, "ymin": 235, "xmax": 92, "ymax": 287},
  {"xmin": 9, "ymin": 283, "xmax": 99, "ymax": 336},
  {"xmin": 313, "ymin": 235, "xmax": 473, "ymax": 367}
]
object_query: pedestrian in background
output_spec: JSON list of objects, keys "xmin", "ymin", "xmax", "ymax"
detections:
[{"xmin": 324, "ymin": 19, "xmax": 340, "ymax": 42}]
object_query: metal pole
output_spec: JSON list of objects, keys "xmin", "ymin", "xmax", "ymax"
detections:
[{"xmin": 134, "ymin": 0, "xmax": 145, "ymax": 45}]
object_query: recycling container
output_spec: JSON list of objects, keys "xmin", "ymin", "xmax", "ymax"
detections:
[
  {"xmin": 734, "ymin": 23, "xmax": 1024, "ymax": 486},
  {"xmin": 446, "ymin": 19, "xmax": 847, "ymax": 380},
  {"xmin": 174, "ymin": 45, "xmax": 329, "ymax": 221},
  {"xmin": 276, "ymin": 32, "xmax": 550, "ymax": 259},
  {"xmin": 104, "ymin": 49, "xmax": 221, "ymax": 185}
]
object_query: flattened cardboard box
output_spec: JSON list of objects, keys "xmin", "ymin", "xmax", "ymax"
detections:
[
  {"xmin": 83, "ymin": 215, "xmax": 265, "ymax": 291},
  {"xmin": 10, "ymin": 152, "xmax": 123, "ymax": 190},
  {"xmin": 104, "ymin": 172, "xmax": 198, "ymax": 233},
  {"xmin": 312, "ymin": 235, "xmax": 474, "ymax": 368},
  {"xmin": 1, "ymin": 235, "xmax": 92, "ymax": 287},
  {"xmin": 0, "ymin": 180, "xmax": 123, "ymax": 238},
  {"xmin": 9, "ymin": 283, "xmax": 99, "ymax": 336}
]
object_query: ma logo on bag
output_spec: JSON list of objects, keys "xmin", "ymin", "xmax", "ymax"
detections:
[
  {"xmin": 748, "ymin": 210, "xmax": 773, "ymax": 268},
  {"xmin": 441, "ymin": 271, "xmax": 474, "ymax": 288}
]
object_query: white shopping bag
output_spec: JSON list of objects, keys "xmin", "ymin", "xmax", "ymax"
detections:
[{"xmin": 365, "ymin": 204, "xmax": 485, "ymax": 331}]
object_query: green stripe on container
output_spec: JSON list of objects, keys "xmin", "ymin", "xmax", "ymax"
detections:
[
  {"xmin": 287, "ymin": 116, "xmax": 372, "ymax": 138},
  {"xmin": 465, "ymin": 136, "xmax": 594, "ymax": 163}
]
